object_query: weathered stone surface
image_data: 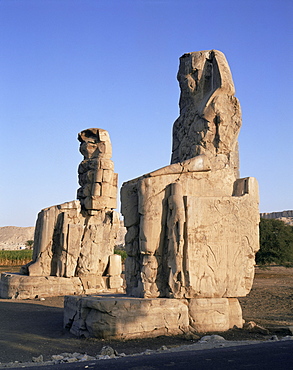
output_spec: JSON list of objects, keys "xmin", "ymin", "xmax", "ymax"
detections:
[
  {"xmin": 64, "ymin": 295, "xmax": 242, "ymax": 337},
  {"xmin": 184, "ymin": 189, "xmax": 259, "ymax": 298},
  {"xmin": 77, "ymin": 128, "xmax": 118, "ymax": 211},
  {"xmin": 65, "ymin": 51, "xmax": 260, "ymax": 337},
  {"xmin": 1, "ymin": 264, "xmax": 124, "ymax": 299},
  {"xmin": 228, "ymin": 298, "xmax": 244, "ymax": 329},
  {"xmin": 0, "ymin": 128, "xmax": 123, "ymax": 299},
  {"xmin": 20, "ymin": 202, "xmax": 120, "ymax": 279},
  {"xmin": 188, "ymin": 298, "xmax": 243, "ymax": 332},
  {"xmin": 171, "ymin": 50, "xmax": 241, "ymax": 177},
  {"xmin": 0, "ymin": 273, "xmax": 83, "ymax": 299},
  {"xmin": 19, "ymin": 128, "xmax": 120, "ymax": 279},
  {"xmin": 243, "ymin": 321, "xmax": 270, "ymax": 335},
  {"xmin": 64, "ymin": 295, "xmax": 189, "ymax": 339},
  {"xmin": 0, "ymin": 264, "xmax": 124, "ymax": 300},
  {"xmin": 107, "ymin": 254, "xmax": 123, "ymax": 277},
  {"xmin": 121, "ymin": 50, "xmax": 259, "ymax": 301},
  {"xmin": 122, "ymin": 173, "xmax": 259, "ymax": 299}
]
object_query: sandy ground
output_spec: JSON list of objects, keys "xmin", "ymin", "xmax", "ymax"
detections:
[{"xmin": 0, "ymin": 266, "xmax": 292, "ymax": 366}]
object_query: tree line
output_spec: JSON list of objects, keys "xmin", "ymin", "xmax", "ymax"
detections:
[{"xmin": 257, "ymin": 218, "xmax": 293, "ymax": 265}]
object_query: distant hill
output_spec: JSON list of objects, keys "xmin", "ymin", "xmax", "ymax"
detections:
[
  {"xmin": 260, "ymin": 210, "xmax": 293, "ymax": 226},
  {"xmin": 0, "ymin": 226, "xmax": 35, "ymax": 250}
]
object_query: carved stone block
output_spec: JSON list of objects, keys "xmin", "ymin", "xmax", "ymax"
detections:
[
  {"xmin": 64, "ymin": 295, "xmax": 189, "ymax": 339},
  {"xmin": 188, "ymin": 298, "xmax": 243, "ymax": 332}
]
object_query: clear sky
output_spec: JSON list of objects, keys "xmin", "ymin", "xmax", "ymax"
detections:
[{"xmin": 0, "ymin": 0, "xmax": 292, "ymax": 227}]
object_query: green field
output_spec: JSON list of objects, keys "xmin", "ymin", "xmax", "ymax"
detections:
[{"xmin": 0, "ymin": 250, "xmax": 33, "ymax": 265}]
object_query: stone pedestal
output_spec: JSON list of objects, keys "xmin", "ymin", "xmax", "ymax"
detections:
[
  {"xmin": 64, "ymin": 295, "xmax": 243, "ymax": 339},
  {"xmin": 0, "ymin": 273, "xmax": 123, "ymax": 299}
]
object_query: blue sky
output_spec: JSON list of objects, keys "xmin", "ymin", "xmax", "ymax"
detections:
[{"xmin": 0, "ymin": 0, "xmax": 292, "ymax": 227}]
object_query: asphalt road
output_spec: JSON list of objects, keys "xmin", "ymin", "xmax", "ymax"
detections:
[{"xmin": 5, "ymin": 340, "xmax": 293, "ymax": 370}]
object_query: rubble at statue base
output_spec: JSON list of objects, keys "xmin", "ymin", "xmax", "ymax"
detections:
[
  {"xmin": 0, "ymin": 128, "xmax": 123, "ymax": 299},
  {"xmin": 64, "ymin": 50, "xmax": 260, "ymax": 338}
]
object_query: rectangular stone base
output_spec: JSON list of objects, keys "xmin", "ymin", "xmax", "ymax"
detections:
[
  {"xmin": 0, "ymin": 273, "xmax": 123, "ymax": 299},
  {"xmin": 64, "ymin": 295, "xmax": 243, "ymax": 339},
  {"xmin": 188, "ymin": 298, "xmax": 243, "ymax": 332}
]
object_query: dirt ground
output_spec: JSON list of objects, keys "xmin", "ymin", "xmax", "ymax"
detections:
[
  {"xmin": 0, "ymin": 266, "xmax": 292, "ymax": 365},
  {"xmin": 239, "ymin": 266, "xmax": 293, "ymax": 328}
]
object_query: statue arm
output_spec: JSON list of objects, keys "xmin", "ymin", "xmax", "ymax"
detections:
[{"xmin": 147, "ymin": 154, "xmax": 211, "ymax": 178}]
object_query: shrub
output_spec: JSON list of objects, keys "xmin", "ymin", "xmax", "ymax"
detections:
[
  {"xmin": 25, "ymin": 240, "xmax": 34, "ymax": 249},
  {"xmin": 114, "ymin": 247, "xmax": 127, "ymax": 262}
]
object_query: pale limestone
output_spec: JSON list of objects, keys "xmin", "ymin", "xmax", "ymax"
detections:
[
  {"xmin": 188, "ymin": 298, "xmax": 243, "ymax": 332},
  {"xmin": 0, "ymin": 128, "xmax": 123, "ymax": 299},
  {"xmin": 64, "ymin": 295, "xmax": 242, "ymax": 338},
  {"xmin": 107, "ymin": 254, "xmax": 123, "ymax": 276},
  {"xmin": 77, "ymin": 128, "xmax": 117, "ymax": 211},
  {"xmin": 121, "ymin": 50, "xmax": 259, "ymax": 301},
  {"xmin": 66, "ymin": 50, "xmax": 259, "ymax": 338},
  {"xmin": 1, "ymin": 273, "xmax": 83, "ymax": 299},
  {"xmin": 171, "ymin": 50, "xmax": 241, "ymax": 178},
  {"xmin": 64, "ymin": 295, "xmax": 189, "ymax": 339},
  {"xmin": 184, "ymin": 190, "xmax": 259, "ymax": 298},
  {"xmin": 108, "ymin": 275, "xmax": 124, "ymax": 290},
  {"xmin": 122, "ymin": 173, "xmax": 259, "ymax": 299},
  {"xmin": 228, "ymin": 298, "xmax": 244, "ymax": 329}
]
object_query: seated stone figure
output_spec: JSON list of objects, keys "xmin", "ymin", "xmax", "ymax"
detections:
[
  {"xmin": 18, "ymin": 128, "xmax": 121, "ymax": 295},
  {"xmin": 121, "ymin": 50, "xmax": 260, "ymax": 303}
]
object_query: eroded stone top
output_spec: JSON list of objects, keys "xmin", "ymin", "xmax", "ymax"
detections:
[
  {"xmin": 77, "ymin": 128, "xmax": 117, "ymax": 211},
  {"xmin": 78, "ymin": 128, "xmax": 112, "ymax": 160},
  {"xmin": 177, "ymin": 50, "xmax": 235, "ymax": 113},
  {"xmin": 171, "ymin": 50, "xmax": 241, "ymax": 177}
]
